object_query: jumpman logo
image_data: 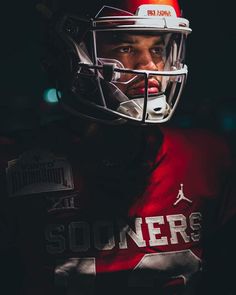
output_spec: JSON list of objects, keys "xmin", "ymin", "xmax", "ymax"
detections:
[{"xmin": 173, "ymin": 183, "xmax": 192, "ymax": 206}]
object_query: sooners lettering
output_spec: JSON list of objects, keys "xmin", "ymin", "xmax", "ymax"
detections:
[{"xmin": 45, "ymin": 213, "xmax": 202, "ymax": 254}]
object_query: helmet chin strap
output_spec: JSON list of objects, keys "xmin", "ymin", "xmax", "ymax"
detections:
[{"xmin": 117, "ymin": 94, "xmax": 170, "ymax": 121}]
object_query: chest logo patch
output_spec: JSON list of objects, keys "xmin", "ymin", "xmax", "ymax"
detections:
[
  {"xmin": 47, "ymin": 192, "xmax": 80, "ymax": 213},
  {"xmin": 6, "ymin": 149, "xmax": 74, "ymax": 197},
  {"xmin": 173, "ymin": 184, "xmax": 192, "ymax": 206}
]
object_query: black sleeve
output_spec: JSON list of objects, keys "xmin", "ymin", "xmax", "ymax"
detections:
[
  {"xmin": 199, "ymin": 165, "xmax": 236, "ymax": 295},
  {"xmin": 200, "ymin": 215, "xmax": 236, "ymax": 295}
]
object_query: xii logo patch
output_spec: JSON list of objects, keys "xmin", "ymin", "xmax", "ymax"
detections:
[{"xmin": 47, "ymin": 192, "xmax": 80, "ymax": 213}]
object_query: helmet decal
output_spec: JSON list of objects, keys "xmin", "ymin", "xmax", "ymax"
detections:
[{"xmin": 119, "ymin": 0, "xmax": 181, "ymax": 16}]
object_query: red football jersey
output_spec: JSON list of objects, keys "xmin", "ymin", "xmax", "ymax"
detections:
[{"xmin": 0, "ymin": 127, "xmax": 234, "ymax": 295}]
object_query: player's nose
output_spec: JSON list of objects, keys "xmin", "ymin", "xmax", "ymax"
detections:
[{"xmin": 134, "ymin": 51, "xmax": 158, "ymax": 71}]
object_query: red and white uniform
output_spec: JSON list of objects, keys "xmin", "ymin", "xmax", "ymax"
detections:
[{"xmin": 0, "ymin": 127, "xmax": 234, "ymax": 295}]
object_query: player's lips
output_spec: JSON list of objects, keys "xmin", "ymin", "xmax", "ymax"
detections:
[{"xmin": 127, "ymin": 78, "xmax": 161, "ymax": 96}]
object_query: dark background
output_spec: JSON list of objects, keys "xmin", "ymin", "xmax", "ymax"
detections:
[
  {"xmin": 0, "ymin": 0, "xmax": 235, "ymax": 152},
  {"xmin": 0, "ymin": 2, "xmax": 235, "ymax": 294}
]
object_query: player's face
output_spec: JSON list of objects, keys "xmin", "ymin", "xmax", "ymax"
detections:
[{"xmin": 97, "ymin": 32, "xmax": 165, "ymax": 98}]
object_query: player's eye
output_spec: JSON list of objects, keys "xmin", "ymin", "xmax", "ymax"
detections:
[
  {"xmin": 115, "ymin": 46, "xmax": 133, "ymax": 53},
  {"xmin": 151, "ymin": 46, "xmax": 164, "ymax": 56}
]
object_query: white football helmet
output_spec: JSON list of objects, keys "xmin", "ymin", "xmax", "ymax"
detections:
[{"xmin": 43, "ymin": 0, "xmax": 191, "ymax": 125}]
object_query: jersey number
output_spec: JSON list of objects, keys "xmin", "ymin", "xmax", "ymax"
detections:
[{"xmin": 55, "ymin": 250, "xmax": 201, "ymax": 294}]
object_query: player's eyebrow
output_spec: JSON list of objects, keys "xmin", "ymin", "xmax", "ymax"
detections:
[
  {"xmin": 151, "ymin": 38, "xmax": 165, "ymax": 46},
  {"xmin": 98, "ymin": 33, "xmax": 135, "ymax": 44},
  {"xmin": 112, "ymin": 36, "xmax": 166, "ymax": 48},
  {"xmin": 113, "ymin": 37, "xmax": 136, "ymax": 44},
  {"xmin": 97, "ymin": 32, "xmax": 165, "ymax": 45}
]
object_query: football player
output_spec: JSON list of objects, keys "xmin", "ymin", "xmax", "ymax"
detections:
[{"xmin": 1, "ymin": 0, "xmax": 236, "ymax": 294}]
